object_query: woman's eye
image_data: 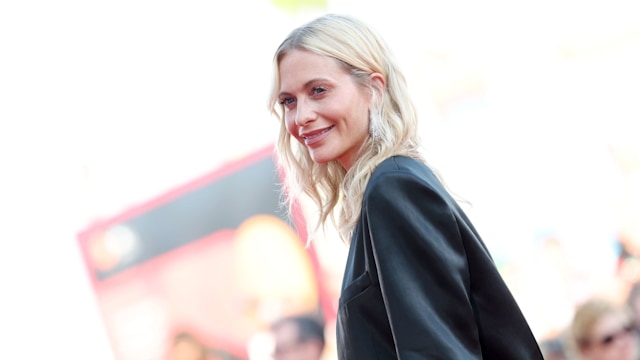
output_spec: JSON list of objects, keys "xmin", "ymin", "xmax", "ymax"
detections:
[
  {"xmin": 279, "ymin": 97, "xmax": 295, "ymax": 106},
  {"xmin": 312, "ymin": 87, "xmax": 326, "ymax": 95}
]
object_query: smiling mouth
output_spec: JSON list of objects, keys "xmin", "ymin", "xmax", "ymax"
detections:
[{"xmin": 302, "ymin": 125, "xmax": 335, "ymax": 140}]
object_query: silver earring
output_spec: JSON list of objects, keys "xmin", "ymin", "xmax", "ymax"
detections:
[{"xmin": 369, "ymin": 108, "xmax": 382, "ymax": 141}]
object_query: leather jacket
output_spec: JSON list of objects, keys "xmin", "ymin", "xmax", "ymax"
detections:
[{"xmin": 336, "ymin": 156, "xmax": 543, "ymax": 359}]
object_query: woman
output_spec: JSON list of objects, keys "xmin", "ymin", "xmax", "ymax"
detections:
[
  {"xmin": 268, "ymin": 14, "xmax": 543, "ymax": 359},
  {"xmin": 569, "ymin": 297, "xmax": 640, "ymax": 360}
]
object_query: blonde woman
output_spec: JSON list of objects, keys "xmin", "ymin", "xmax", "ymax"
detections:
[
  {"xmin": 269, "ymin": 13, "xmax": 542, "ymax": 359},
  {"xmin": 569, "ymin": 297, "xmax": 639, "ymax": 360}
]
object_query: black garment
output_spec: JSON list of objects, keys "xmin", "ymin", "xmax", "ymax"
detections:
[{"xmin": 336, "ymin": 156, "xmax": 543, "ymax": 359}]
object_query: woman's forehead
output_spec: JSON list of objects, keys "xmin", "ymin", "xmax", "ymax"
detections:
[
  {"xmin": 278, "ymin": 50, "xmax": 349, "ymax": 91},
  {"xmin": 280, "ymin": 50, "xmax": 341, "ymax": 74}
]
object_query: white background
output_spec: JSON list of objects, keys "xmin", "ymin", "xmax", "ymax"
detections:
[{"xmin": 1, "ymin": 0, "xmax": 639, "ymax": 358}]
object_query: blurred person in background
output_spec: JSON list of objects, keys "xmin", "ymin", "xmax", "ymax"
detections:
[
  {"xmin": 539, "ymin": 335, "xmax": 569, "ymax": 360},
  {"xmin": 627, "ymin": 282, "xmax": 640, "ymax": 331},
  {"xmin": 167, "ymin": 332, "xmax": 208, "ymax": 360},
  {"xmin": 166, "ymin": 331, "xmax": 238, "ymax": 360},
  {"xmin": 268, "ymin": 13, "xmax": 542, "ymax": 359},
  {"xmin": 270, "ymin": 314, "xmax": 325, "ymax": 360},
  {"xmin": 568, "ymin": 297, "xmax": 640, "ymax": 360}
]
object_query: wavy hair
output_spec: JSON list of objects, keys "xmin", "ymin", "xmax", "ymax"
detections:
[{"xmin": 268, "ymin": 14, "xmax": 424, "ymax": 243}]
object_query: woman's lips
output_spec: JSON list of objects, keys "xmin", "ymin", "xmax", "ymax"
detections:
[{"xmin": 302, "ymin": 125, "xmax": 334, "ymax": 146}]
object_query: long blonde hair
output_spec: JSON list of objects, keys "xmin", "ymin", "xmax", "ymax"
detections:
[{"xmin": 268, "ymin": 14, "xmax": 424, "ymax": 243}]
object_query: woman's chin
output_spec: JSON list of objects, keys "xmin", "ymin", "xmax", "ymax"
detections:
[
  {"xmin": 311, "ymin": 156, "xmax": 331, "ymax": 165},
  {"xmin": 309, "ymin": 151, "xmax": 333, "ymax": 165}
]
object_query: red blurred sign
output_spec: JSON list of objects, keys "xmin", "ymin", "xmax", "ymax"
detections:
[{"xmin": 77, "ymin": 145, "xmax": 332, "ymax": 360}]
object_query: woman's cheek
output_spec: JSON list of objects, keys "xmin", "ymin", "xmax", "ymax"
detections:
[{"xmin": 284, "ymin": 115, "xmax": 300, "ymax": 141}]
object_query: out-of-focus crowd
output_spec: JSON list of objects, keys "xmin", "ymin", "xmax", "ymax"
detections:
[{"xmin": 539, "ymin": 283, "xmax": 640, "ymax": 360}]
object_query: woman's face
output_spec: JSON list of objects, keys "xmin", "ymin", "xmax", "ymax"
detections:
[
  {"xmin": 277, "ymin": 49, "xmax": 374, "ymax": 170},
  {"xmin": 581, "ymin": 311, "xmax": 639, "ymax": 360}
]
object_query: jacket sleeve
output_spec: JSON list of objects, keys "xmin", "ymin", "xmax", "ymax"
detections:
[{"xmin": 363, "ymin": 169, "xmax": 483, "ymax": 359}]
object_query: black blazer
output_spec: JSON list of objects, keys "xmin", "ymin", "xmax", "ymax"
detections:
[{"xmin": 336, "ymin": 156, "xmax": 543, "ymax": 359}]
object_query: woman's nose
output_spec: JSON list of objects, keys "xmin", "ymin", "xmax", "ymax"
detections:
[{"xmin": 294, "ymin": 100, "xmax": 315, "ymax": 127}]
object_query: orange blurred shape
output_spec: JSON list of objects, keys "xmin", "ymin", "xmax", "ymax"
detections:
[{"xmin": 233, "ymin": 214, "xmax": 319, "ymax": 327}]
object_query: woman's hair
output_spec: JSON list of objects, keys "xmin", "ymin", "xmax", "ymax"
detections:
[
  {"xmin": 569, "ymin": 297, "xmax": 633, "ymax": 355},
  {"xmin": 268, "ymin": 14, "xmax": 424, "ymax": 243}
]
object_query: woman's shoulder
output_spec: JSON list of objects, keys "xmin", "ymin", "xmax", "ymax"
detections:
[
  {"xmin": 371, "ymin": 156, "xmax": 436, "ymax": 181},
  {"xmin": 367, "ymin": 156, "xmax": 443, "ymax": 194}
]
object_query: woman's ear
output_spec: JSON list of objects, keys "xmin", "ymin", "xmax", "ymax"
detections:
[
  {"xmin": 367, "ymin": 73, "xmax": 386, "ymax": 141},
  {"xmin": 368, "ymin": 72, "xmax": 386, "ymax": 106},
  {"xmin": 369, "ymin": 72, "xmax": 386, "ymax": 95}
]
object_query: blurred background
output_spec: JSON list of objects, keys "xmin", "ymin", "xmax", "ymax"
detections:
[{"xmin": 1, "ymin": 0, "xmax": 639, "ymax": 359}]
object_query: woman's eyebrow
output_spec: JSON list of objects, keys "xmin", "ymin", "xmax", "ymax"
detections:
[{"xmin": 279, "ymin": 78, "xmax": 330, "ymax": 97}]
